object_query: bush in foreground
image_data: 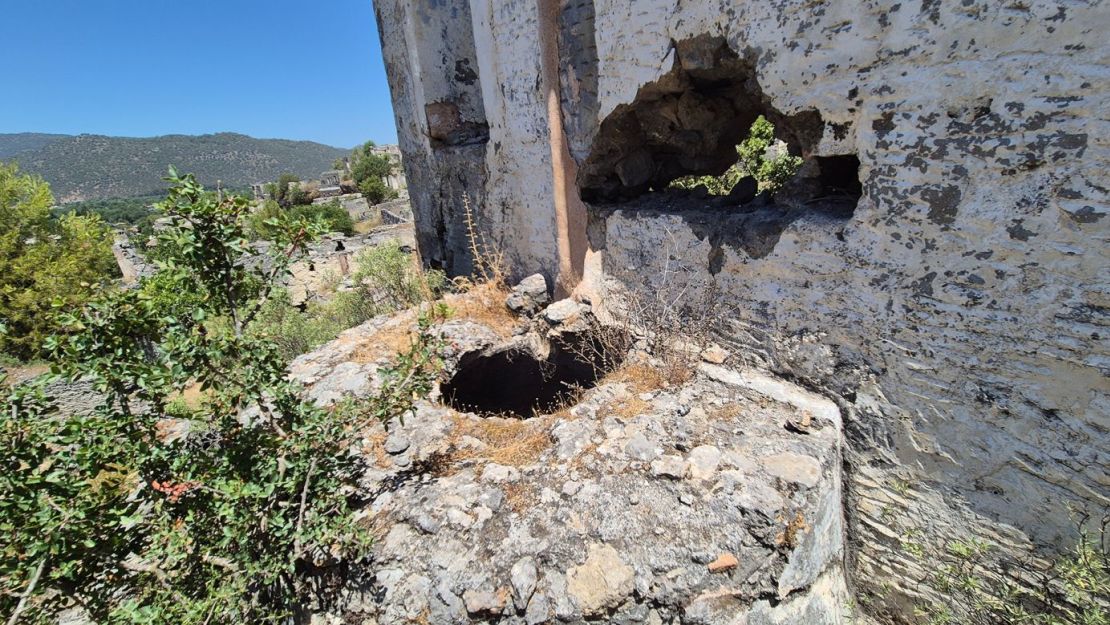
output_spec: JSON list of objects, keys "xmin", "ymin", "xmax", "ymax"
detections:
[{"xmin": 0, "ymin": 169, "xmax": 442, "ymax": 624}]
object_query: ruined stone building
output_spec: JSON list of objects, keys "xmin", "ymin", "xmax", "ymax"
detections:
[
  {"xmin": 369, "ymin": 0, "xmax": 1107, "ymax": 621},
  {"xmin": 371, "ymin": 143, "xmax": 410, "ymax": 193}
]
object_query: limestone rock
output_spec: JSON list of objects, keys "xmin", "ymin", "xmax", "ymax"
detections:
[
  {"xmin": 686, "ymin": 445, "xmax": 722, "ymax": 480},
  {"xmin": 651, "ymin": 454, "xmax": 687, "ymax": 479},
  {"xmin": 481, "ymin": 463, "xmax": 520, "ymax": 483},
  {"xmin": 506, "ymin": 273, "xmax": 550, "ymax": 315},
  {"xmin": 624, "ymin": 431, "xmax": 661, "ymax": 461},
  {"xmin": 384, "ymin": 432, "xmax": 410, "ymax": 455},
  {"xmin": 700, "ymin": 344, "xmax": 730, "ymax": 364},
  {"xmin": 297, "ymin": 310, "xmax": 846, "ymax": 624},
  {"xmin": 511, "ymin": 556, "xmax": 539, "ymax": 609},
  {"xmin": 463, "ymin": 587, "xmax": 510, "ymax": 615},
  {"xmin": 761, "ymin": 452, "xmax": 823, "ymax": 489},
  {"xmin": 566, "ymin": 544, "xmax": 635, "ymax": 615},
  {"xmin": 542, "ymin": 298, "xmax": 583, "ymax": 325},
  {"xmin": 524, "ymin": 592, "xmax": 550, "ymax": 625}
]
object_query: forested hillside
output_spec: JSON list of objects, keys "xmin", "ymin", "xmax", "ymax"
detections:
[
  {"xmin": 0, "ymin": 133, "xmax": 69, "ymax": 159},
  {"xmin": 0, "ymin": 132, "xmax": 348, "ymax": 202}
]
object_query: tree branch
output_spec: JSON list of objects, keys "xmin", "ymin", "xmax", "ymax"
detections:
[
  {"xmin": 6, "ymin": 558, "xmax": 46, "ymax": 625},
  {"xmin": 292, "ymin": 458, "xmax": 317, "ymax": 558}
]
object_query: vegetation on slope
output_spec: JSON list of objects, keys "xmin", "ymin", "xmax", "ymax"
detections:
[
  {"xmin": 4, "ymin": 132, "xmax": 348, "ymax": 202},
  {"xmin": 0, "ymin": 162, "xmax": 119, "ymax": 361},
  {"xmin": 0, "ymin": 170, "xmax": 445, "ymax": 623},
  {"xmin": 251, "ymin": 240, "xmax": 447, "ymax": 360},
  {"xmin": 55, "ymin": 195, "xmax": 161, "ymax": 226},
  {"xmin": 247, "ymin": 198, "xmax": 355, "ymax": 239},
  {"xmin": 0, "ymin": 133, "xmax": 69, "ymax": 160}
]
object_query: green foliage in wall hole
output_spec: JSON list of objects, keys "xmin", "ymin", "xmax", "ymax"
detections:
[{"xmin": 670, "ymin": 115, "xmax": 803, "ymax": 196}]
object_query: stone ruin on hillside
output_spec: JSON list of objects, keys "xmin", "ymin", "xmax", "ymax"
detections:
[{"xmin": 328, "ymin": 1, "xmax": 1109, "ymax": 623}]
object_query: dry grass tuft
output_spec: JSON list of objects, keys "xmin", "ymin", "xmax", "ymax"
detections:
[
  {"xmin": 353, "ymin": 215, "xmax": 384, "ymax": 234},
  {"xmin": 361, "ymin": 431, "xmax": 392, "ymax": 468},
  {"xmin": 599, "ymin": 394, "xmax": 650, "ymax": 421},
  {"xmin": 352, "ymin": 313, "xmax": 418, "ymax": 363},
  {"xmin": 428, "ymin": 412, "xmax": 555, "ymax": 478},
  {"xmin": 604, "ymin": 361, "xmax": 667, "ymax": 394},
  {"xmin": 442, "ymin": 191, "xmax": 521, "ymax": 339},
  {"xmin": 777, "ymin": 511, "xmax": 809, "ymax": 549},
  {"xmin": 708, "ymin": 402, "xmax": 745, "ymax": 421},
  {"xmin": 164, "ymin": 381, "xmax": 210, "ymax": 410},
  {"xmin": 443, "ymin": 281, "xmax": 518, "ymax": 339},
  {"xmin": 0, "ymin": 363, "xmax": 49, "ymax": 386},
  {"xmin": 445, "ymin": 413, "xmax": 554, "ymax": 468},
  {"xmin": 359, "ymin": 509, "xmax": 398, "ymax": 543},
  {"xmin": 501, "ymin": 481, "xmax": 535, "ymax": 514}
]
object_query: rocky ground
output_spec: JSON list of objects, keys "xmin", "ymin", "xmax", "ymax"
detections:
[{"xmin": 291, "ymin": 278, "xmax": 850, "ymax": 624}]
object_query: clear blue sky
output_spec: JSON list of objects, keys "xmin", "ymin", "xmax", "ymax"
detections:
[{"xmin": 0, "ymin": 0, "xmax": 397, "ymax": 148}]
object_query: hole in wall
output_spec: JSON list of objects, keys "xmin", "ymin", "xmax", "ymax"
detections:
[
  {"xmin": 579, "ymin": 35, "xmax": 865, "ymax": 264},
  {"xmin": 425, "ymin": 101, "xmax": 490, "ymax": 148},
  {"xmin": 578, "ymin": 34, "xmax": 824, "ymax": 203},
  {"xmin": 440, "ymin": 331, "xmax": 624, "ymax": 418},
  {"xmin": 811, "ymin": 155, "xmax": 863, "ymax": 211}
]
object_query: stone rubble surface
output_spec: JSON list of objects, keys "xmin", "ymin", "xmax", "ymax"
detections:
[{"xmin": 292, "ymin": 314, "xmax": 849, "ymax": 624}]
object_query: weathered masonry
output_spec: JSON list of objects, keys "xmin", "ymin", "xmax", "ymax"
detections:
[{"xmin": 374, "ymin": 0, "xmax": 1108, "ymax": 621}]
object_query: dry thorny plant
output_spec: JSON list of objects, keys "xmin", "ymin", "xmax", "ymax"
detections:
[
  {"xmin": 565, "ymin": 225, "xmax": 729, "ymax": 392},
  {"xmin": 353, "ymin": 193, "xmax": 518, "ymax": 362},
  {"xmin": 444, "ymin": 192, "xmax": 518, "ymax": 337}
]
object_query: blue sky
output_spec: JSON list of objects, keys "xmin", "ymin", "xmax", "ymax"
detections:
[{"xmin": 0, "ymin": 0, "xmax": 397, "ymax": 148}]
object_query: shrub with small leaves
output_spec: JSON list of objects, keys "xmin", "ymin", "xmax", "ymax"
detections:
[
  {"xmin": 909, "ymin": 513, "xmax": 1109, "ymax": 625},
  {"xmin": 736, "ymin": 115, "xmax": 803, "ymax": 194},
  {"xmin": 669, "ymin": 115, "xmax": 802, "ymax": 196},
  {"xmin": 0, "ymin": 169, "xmax": 443, "ymax": 624}
]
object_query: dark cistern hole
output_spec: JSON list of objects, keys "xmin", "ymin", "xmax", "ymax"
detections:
[{"xmin": 440, "ymin": 332, "xmax": 625, "ymax": 418}]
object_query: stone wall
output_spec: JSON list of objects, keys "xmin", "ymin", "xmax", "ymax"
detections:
[
  {"xmin": 375, "ymin": 0, "xmax": 1108, "ymax": 620},
  {"xmin": 314, "ymin": 192, "xmax": 374, "ymax": 222},
  {"xmin": 111, "ymin": 233, "xmax": 155, "ymax": 287}
]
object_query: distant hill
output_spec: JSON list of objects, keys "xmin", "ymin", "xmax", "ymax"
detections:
[
  {"xmin": 0, "ymin": 132, "xmax": 350, "ymax": 203},
  {"xmin": 0, "ymin": 133, "xmax": 69, "ymax": 159}
]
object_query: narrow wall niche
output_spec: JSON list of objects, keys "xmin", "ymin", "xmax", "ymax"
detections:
[{"xmin": 410, "ymin": 1, "xmax": 490, "ymax": 149}]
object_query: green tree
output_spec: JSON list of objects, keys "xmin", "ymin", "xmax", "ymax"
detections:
[
  {"xmin": 0, "ymin": 162, "xmax": 118, "ymax": 360},
  {"xmin": 358, "ymin": 176, "xmax": 394, "ymax": 205},
  {"xmin": 290, "ymin": 200, "xmax": 353, "ymax": 235},
  {"xmin": 249, "ymin": 199, "xmax": 353, "ymax": 240},
  {"xmin": 57, "ymin": 196, "xmax": 159, "ymax": 226},
  {"xmin": 0, "ymin": 169, "xmax": 443, "ymax": 623},
  {"xmin": 347, "ymin": 143, "xmax": 397, "ymax": 206},
  {"xmin": 265, "ymin": 173, "xmax": 301, "ymax": 207}
]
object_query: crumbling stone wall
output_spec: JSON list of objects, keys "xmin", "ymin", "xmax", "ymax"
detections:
[{"xmin": 375, "ymin": 0, "xmax": 1108, "ymax": 620}]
